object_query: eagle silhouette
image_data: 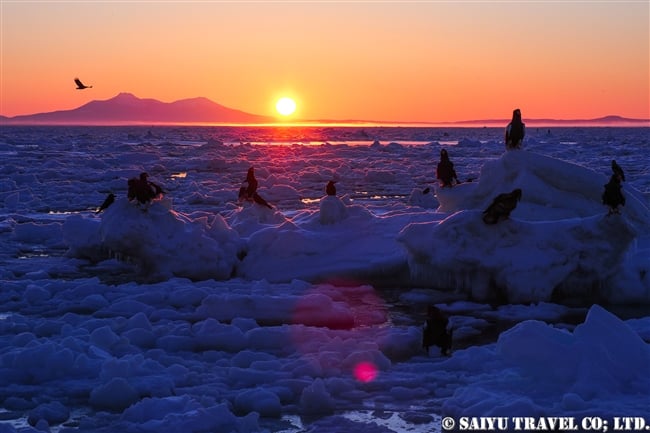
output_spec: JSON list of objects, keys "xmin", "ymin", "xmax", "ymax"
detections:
[
  {"xmin": 482, "ymin": 188, "xmax": 522, "ymax": 224},
  {"xmin": 602, "ymin": 175, "xmax": 625, "ymax": 215},
  {"xmin": 611, "ymin": 160, "xmax": 625, "ymax": 182},
  {"xmin": 326, "ymin": 180, "xmax": 337, "ymax": 196},
  {"xmin": 422, "ymin": 305, "xmax": 452, "ymax": 356},
  {"xmin": 74, "ymin": 78, "xmax": 92, "ymax": 90}
]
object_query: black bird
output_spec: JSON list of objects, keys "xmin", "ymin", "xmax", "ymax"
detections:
[
  {"xmin": 74, "ymin": 78, "xmax": 92, "ymax": 90},
  {"xmin": 326, "ymin": 181, "xmax": 337, "ymax": 196},
  {"xmin": 505, "ymin": 108, "xmax": 525, "ymax": 150},
  {"xmin": 602, "ymin": 174, "xmax": 625, "ymax": 215},
  {"xmin": 96, "ymin": 193, "xmax": 115, "ymax": 214},
  {"xmin": 611, "ymin": 160, "xmax": 625, "ymax": 182},
  {"xmin": 239, "ymin": 167, "xmax": 273, "ymax": 209},
  {"xmin": 436, "ymin": 148, "xmax": 459, "ymax": 187},
  {"xmin": 128, "ymin": 172, "xmax": 164, "ymax": 205},
  {"xmin": 482, "ymin": 188, "xmax": 522, "ymax": 224},
  {"xmin": 423, "ymin": 305, "xmax": 452, "ymax": 356}
]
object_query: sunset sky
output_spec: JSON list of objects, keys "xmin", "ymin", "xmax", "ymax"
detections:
[{"xmin": 1, "ymin": 1, "xmax": 648, "ymax": 123}]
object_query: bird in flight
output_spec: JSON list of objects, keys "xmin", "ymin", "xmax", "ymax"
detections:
[{"xmin": 74, "ymin": 78, "xmax": 92, "ymax": 90}]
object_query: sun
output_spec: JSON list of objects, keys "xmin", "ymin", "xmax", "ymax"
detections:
[{"xmin": 276, "ymin": 97, "xmax": 297, "ymax": 116}]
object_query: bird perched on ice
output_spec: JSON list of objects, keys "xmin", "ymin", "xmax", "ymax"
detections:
[
  {"xmin": 611, "ymin": 160, "xmax": 625, "ymax": 182},
  {"xmin": 326, "ymin": 180, "xmax": 337, "ymax": 196},
  {"xmin": 436, "ymin": 148, "xmax": 460, "ymax": 187},
  {"xmin": 74, "ymin": 78, "xmax": 92, "ymax": 90},
  {"xmin": 95, "ymin": 193, "xmax": 115, "ymax": 214},
  {"xmin": 482, "ymin": 188, "xmax": 522, "ymax": 224},
  {"xmin": 128, "ymin": 172, "xmax": 165, "ymax": 205},
  {"xmin": 602, "ymin": 174, "xmax": 625, "ymax": 215},
  {"xmin": 422, "ymin": 305, "xmax": 452, "ymax": 356},
  {"xmin": 238, "ymin": 167, "xmax": 273, "ymax": 209},
  {"xmin": 505, "ymin": 108, "xmax": 525, "ymax": 150}
]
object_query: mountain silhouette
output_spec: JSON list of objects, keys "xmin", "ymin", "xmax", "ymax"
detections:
[
  {"xmin": 450, "ymin": 114, "xmax": 649, "ymax": 127},
  {"xmin": 1, "ymin": 95, "xmax": 647, "ymax": 126},
  {"xmin": 1, "ymin": 93, "xmax": 274, "ymax": 125}
]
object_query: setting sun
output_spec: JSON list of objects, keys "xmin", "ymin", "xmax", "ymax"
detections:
[{"xmin": 276, "ymin": 97, "xmax": 296, "ymax": 116}]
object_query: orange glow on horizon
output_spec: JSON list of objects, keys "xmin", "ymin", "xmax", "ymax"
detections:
[{"xmin": 1, "ymin": 2, "xmax": 648, "ymax": 122}]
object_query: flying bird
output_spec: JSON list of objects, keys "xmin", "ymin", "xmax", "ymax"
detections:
[
  {"xmin": 602, "ymin": 175, "xmax": 625, "ymax": 215},
  {"xmin": 74, "ymin": 78, "xmax": 93, "ymax": 90},
  {"xmin": 482, "ymin": 188, "xmax": 522, "ymax": 224},
  {"xmin": 611, "ymin": 160, "xmax": 625, "ymax": 182}
]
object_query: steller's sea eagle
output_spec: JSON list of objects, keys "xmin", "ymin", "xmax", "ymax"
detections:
[{"xmin": 74, "ymin": 78, "xmax": 92, "ymax": 90}]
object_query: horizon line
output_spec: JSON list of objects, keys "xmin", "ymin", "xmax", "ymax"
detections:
[
  {"xmin": 2, "ymin": 119, "xmax": 649, "ymax": 128},
  {"xmin": 1, "ymin": 92, "xmax": 648, "ymax": 127}
]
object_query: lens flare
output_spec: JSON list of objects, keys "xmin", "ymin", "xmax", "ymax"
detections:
[{"xmin": 353, "ymin": 361, "xmax": 378, "ymax": 383}]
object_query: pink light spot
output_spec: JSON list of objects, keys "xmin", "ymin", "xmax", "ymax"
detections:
[{"xmin": 353, "ymin": 361, "xmax": 378, "ymax": 383}]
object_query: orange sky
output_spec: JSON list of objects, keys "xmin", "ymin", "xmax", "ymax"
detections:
[{"xmin": 1, "ymin": 1, "xmax": 648, "ymax": 122}]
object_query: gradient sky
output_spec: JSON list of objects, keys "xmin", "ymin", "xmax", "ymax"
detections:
[{"xmin": 1, "ymin": 1, "xmax": 648, "ymax": 122}]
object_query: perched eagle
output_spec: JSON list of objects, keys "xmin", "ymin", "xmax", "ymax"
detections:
[
  {"xmin": 611, "ymin": 160, "xmax": 625, "ymax": 182},
  {"xmin": 326, "ymin": 180, "xmax": 337, "ymax": 196},
  {"xmin": 602, "ymin": 175, "xmax": 625, "ymax": 215},
  {"xmin": 422, "ymin": 305, "xmax": 452, "ymax": 356},
  {"xmin": 482, "ymin": 188, "xmax": 522, "ymax": 224}
]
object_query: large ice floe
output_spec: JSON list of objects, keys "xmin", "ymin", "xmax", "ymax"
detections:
[
  {"xmin": 398, "ymin": 150, "xmax": 650, "ymax": 304},
  {"xmin": 64, "ymin": 198, "xmax": 243, "ymax": 281},
  {"xmin": 440, "ymin": 304, "xmax": 650, "ymax": 417},
  {"xmin": 61, "ymin": 148, "xmax": 650, "ymax": 305}
]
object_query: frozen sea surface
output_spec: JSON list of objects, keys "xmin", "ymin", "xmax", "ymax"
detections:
[{"xmin": 0, "ymin": 125, "xmax": 649, "ymax": 432}]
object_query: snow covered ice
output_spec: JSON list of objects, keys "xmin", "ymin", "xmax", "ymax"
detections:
[
  {"xmin": 0, "ymin": 125, "xmax": 649, "ymax": 432},
  {"xmin": 399, "ymin": 150, "xmax": 650, "ymax": 304}
]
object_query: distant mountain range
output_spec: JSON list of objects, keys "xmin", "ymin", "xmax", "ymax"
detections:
[
  {"xmin": 1, "ymin": 93, "xmax": 648, "ymax": 126},
  {"xmin": 448, "ymin": 115, "xmax": 649, "ymax": 127},
  {"xmin": 0, "ymin": 93, "xmax": 273, "ymax": 125}
]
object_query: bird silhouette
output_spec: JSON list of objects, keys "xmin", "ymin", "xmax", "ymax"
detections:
[
  {"xmin": 482, "ymin": 188, "xmax": 522, "ymax": 224},
  {"xmin": 602, "ymin": 175, "xmax": 625, "ymax": 215},
  {"xmin": 74, "ymin": 78, "xmax": 92, "ymax": 90},
  {"xmin": 611, "ymin": 160, "xmax": 625, "ymax": 182},
  {"xmin": 238, "ymin": 167, "xmax": 273, "ymax": 209},
  {"xmin": 96, "ymin": 193, "xmax": 115, "ymax": 214},
  {"xmin": 128, "ymin": 173, "xmax": 164, "ymax": 205},
  {"xmin": 422, "ymin": 305, "xmax": 452, "ymax": 356},
  {"xmin": 326, "ymin": 180, "xmax": 337, "ymax": 196}
]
